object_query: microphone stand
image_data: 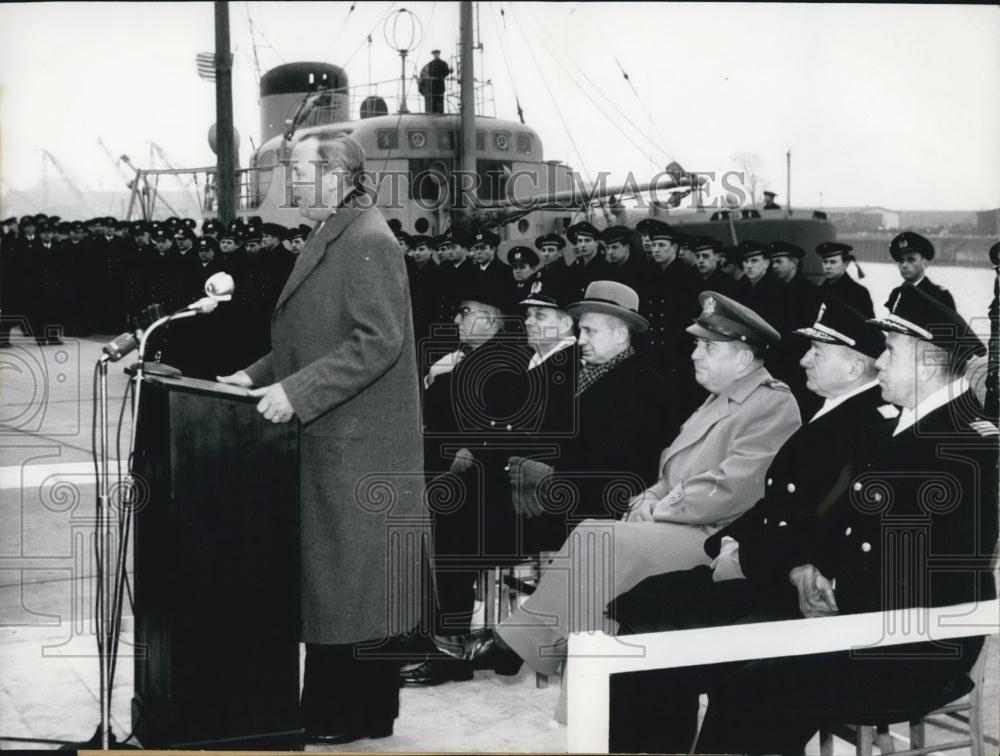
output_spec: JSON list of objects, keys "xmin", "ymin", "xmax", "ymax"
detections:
[{"xmin": 73, "ymin": 303, "xmax": 214, "ymax": 751}]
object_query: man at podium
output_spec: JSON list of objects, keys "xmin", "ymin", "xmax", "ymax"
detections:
[{"xmin": 219, "ymin": 133, "xmax": 425, "ymax": 746}]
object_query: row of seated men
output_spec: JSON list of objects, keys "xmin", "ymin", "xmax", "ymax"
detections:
[
  {"xmin": 0, "ymin": 213, "xmax": 309, "ymax": 378},
  {"xmin": 400, "ymin": 218, "xmax": 954, "ymax": 422},
  {"xmin": 403, "ymin": 231, "xmax": 998, "ymax": 753}
]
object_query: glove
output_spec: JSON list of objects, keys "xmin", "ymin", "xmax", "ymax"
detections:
[{"xmin": 507, "ymin": 456, "xmax": 554, "ymax": 518}]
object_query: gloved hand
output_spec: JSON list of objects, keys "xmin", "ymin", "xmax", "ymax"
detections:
[
  {"xmin": 449, "ymin": 447, "xmax": 475, "ymax": 474},
  {"xmin": 507, "ymin": 456, "xmax": 554, "ymax": 517}
]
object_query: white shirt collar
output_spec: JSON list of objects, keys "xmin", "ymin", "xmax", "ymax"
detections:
[
  {"xmin": 811, "ymin": 379, "xmax": 880, "ymax": 422},
  {"xmin": 894, "ymin": 377, "xmax": 969, "ymax": 436},
  {"xmin": 528, "ymin": 337, "xmax": 576, "ymax": 371}
]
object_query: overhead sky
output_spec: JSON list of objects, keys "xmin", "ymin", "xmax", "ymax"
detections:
[{"xmin": 1, "ymin": 2, "xmax": 998, "ymax": 212}]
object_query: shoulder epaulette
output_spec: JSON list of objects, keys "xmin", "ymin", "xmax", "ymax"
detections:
[
  {"xmin": 761, "ymin": 379, "xmax": 791, "ymax": 393},
  {"xmin": 969, "ymin": 419, "xmax": 999, "ymax": 437},
  {"xmin": 877, "ymin": 404, "xmax": 900, "ymax": 419}
]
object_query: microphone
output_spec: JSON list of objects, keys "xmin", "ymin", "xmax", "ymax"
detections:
[
  {"xmin": 102, "ymin": 332, "xmax": 139, "ymax": 362},
  {"xmin": 182, "ymin": 272, "xmax": 236, "ymax": 314},
  {"xmin": 101, "ymin": 304, "xmax": 167, "ymax": 363}
]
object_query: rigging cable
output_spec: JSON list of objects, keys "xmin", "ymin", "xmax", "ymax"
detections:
[
  {"xmin": 504, "ymin": 2, "xmax": 593, "ymax": 185},
  {"xmin": 584, "ymin": 4, "xmax": 677, "ymax": 163},
  {"xmin": 243, "ymin": 1, "xmax": 263, "ymax": 92},
  {"xmin": 518, "ymin": 3, "xmax": 672, "ymax": 167},
  {"xmin": 490, "ymin": 3, "xmax": 524, "ymax": 124}
]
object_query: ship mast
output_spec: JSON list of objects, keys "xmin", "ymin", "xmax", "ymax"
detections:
[
  {"xmin": 214, "ymin": 0, "xmax": 236, "ymax": 223},
  {"xmin": 457, "ymin": 0, "xmax": 476, "ymax": 219}
]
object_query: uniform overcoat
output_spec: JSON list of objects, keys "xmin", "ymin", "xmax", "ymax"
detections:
[{"xmin": 246, "ymin": 201, "xmax": 426, "ymax": 645}]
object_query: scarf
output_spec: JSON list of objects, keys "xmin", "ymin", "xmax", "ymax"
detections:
[{"xmin": 576, "ymin": 346, "xmax": 635, "ymax": 396}]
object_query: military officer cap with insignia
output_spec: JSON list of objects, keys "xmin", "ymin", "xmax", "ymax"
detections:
[
  {"xmin": 262, "ymin": 222, "xmax": 286, "ymax": 240},
  {"xmin": 70, "ymin": 220, "xmax": 85, "ymax": 233},
  {"xmin": 870, "ymin": 283, "xmax": 985, "ymax": 361},
  {"xmin": 689, "ymin": 235, "xmax": 722, "ymax": 253},
  {"xmin": 567, "ymin": 280, "xmax": 649, "ymax": 332},
  {"xmin": 203, "ymin": 218, "xmax": 221, "ymax": 234},
  {"xmin": 130, "ymin": 220, "xmax": 149, "ymax": 235},
  {"xmin": 735, "ymin": 239, "xmax": 768, "ymax": 260},
  {"xmin": 198, "ymin": 236, "xmax": 220, "ymax": 253},
  {"xmin": 57, "ymin": 221, "xmax": 72, "ymax": 234},
  {"xmin": 686, "ymin": 291, "xmax": 781, "ymax": 346},
  {"xmin": 218, "ymin": 228, "xmax": 239, "ymax": 243},
  {"xmin": 469, "ymin": 225, "xmax": 501, "ymax": 248},
  {"xmin": 794, "ymin": 298, "xmax": 885, "ymax": 359},
  {"xmin": 289, "ymin": 225, "xmax": 310, "ymax": 242},
  {"xmin": 816, "ymin": 241, "xmax": 854, "ymax": 259},
  {"xmin": 889, "ymin": 231, "xmax": 935, "ymax": 261},
  {"xmin": 243, "ymin": 223, "xmax": 262, "ymax": 242},
  {"xmin": 182, "ymin": 217, "xmax": 198, "ymax": 231},
  {"xmin": 446, "ymin": 226, "xmax": 473, "ymax": 248},
  {"xmin": 151, "ymin": 227, "xmax": 172, "ymax": 243},
  {"xmin": 432, "ymin": 234, "xmax": 452, "ymax": 250},
  {"xmin": 565, "ymin": 221, "xmax": 600, "ymax": 244},
  {"xmin": 636, "ymin": 218, "xmax": 677, "ymax": 241},
  {"xmin": 508, "ymin": 246, "xmax": 539, "ymax": 267},
  {"xmin": 599, "ymin": 225, "xmax": 633, "ymax": 246},
  {"xmin": 767, "ymin": 240, "xmax": 805, "ymax": 260},
  {"xmin": 409, "ymin": 235, "xmax": 433, "ymax": 249},
  {"xmin": 534, "ymin": 233, "xmax": 566, "ymax": 251},
  {"xmin": 174, "ymin": 226, "xmax": 196, "ymax": 240},
  {"xmin": 519, "ymin": 276, "xmax": 572, "ymax": 311},
  {"xmin": 461, "ymin": 276, "xmax": 510, "ymax": 311}
]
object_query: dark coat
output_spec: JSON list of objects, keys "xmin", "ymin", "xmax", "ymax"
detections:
[
  {"xmin": 703, "ymin": 383, "xmax": 894, "ymax": 606},
  {"xmin": 887, "ymin": 276, "xmax": 956, "ymax": 312},
  {"xmin": 551, "ymin": 353, "xmax": 677, "ymax": 522},
  {"xmin": 820, "ymin": 273, "xmax": 874, "ymax": 318},
  {"xmin": 245, "ymin": 201, "xmax": 426, "ymax": 645},
  {"xmin": 566, "ymin": 253, "xmax": 612, "ymax": 300}
]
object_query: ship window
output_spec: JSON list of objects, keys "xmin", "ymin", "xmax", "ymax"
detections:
[
  {"xmin": 494, "ymin": 131, "xmax": 511, "ymax": 151},
  {"xmin": 476, "ymin": 159, "xmax": 511, "ymax": 201},
  {"xmin": 414, "ymin": 217, "xmax": 430, "ymax": 233},
  {"xmin": 516, "ymin": 133, "xmax": 533, "ymax": 154},
  {"xmin": 437, "ymin": 130, "xmax": 455, "ymax": 150},
  {"xmin": 476, "ymin": 130, "xmax": 486, "ymax": 151},
  {"xmin": 410, "ymin": 158, "xmax": 455, "ymax": 204},
  {"xmin": 408, "ymin": 130, "xmax": 428, "ymax": 149},
  {"xmin": 377, "ymin": 129, "xmax": 399, "ymax": 150}
]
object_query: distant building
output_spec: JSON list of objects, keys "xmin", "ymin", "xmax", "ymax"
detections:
[
  {"xmin": 976, "ymin": 208, "xmax": 1000, "ymax": 236},
  {"xmin": 826, "ymin": 206, "xmax": 901, "ymax": 233}
]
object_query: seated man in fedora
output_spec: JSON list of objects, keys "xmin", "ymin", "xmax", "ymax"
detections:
[
  {"xmin": 469, "ymin": 291, "xmax": 802, "ymax": 719},
  {"xmin": 507, "ymin": 280, "xmax": 674, "ymax": 553}
]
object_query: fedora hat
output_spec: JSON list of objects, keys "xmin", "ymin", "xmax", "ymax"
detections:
[{"xmin": 567, "ymin": 280, "xmax": 649, "ymax": 333}]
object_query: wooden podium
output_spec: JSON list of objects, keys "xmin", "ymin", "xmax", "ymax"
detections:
[{"xmin": 130, "ymin": 374, "xmax": 303, "ymax": 749}]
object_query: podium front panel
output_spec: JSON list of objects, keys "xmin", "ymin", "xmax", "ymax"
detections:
[{"xmin": 131, "ymin": 376, "xmax": 302, "ymax": 749}]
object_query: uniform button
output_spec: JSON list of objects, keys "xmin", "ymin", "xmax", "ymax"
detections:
[
  {"xmin": 489, "ymin": 420, "xmax": 496, "ymax": 426},
  {"xmin": 506, "ymin": 424, "xmax": 512, "ymax": 431},
  {"xmin": 767, "ymin": 478, "xmax": 773, "ymax": 486},
  {"xmin": 873, "ymin": 493, "xmax": 882, "ymax": 501},
  {"xmin": 845, "ymin": 527, "xmax": 852, "ymax": 536},
  {"xmin": 763, "ymin": 517, "xmax": 768, "ymax": 525},
  {"xmin": 786, "ymin": 483, "xmax": 796, "ymax": 493},
  {"xmin": 778, "ymin": 520, "xmax": 787, "ymax": 527},
  {"xmin": 861, "ymin": 542, "xmax": 871, "ymax": 552},
  {"xmin": 853, "ymin": 482, "xmax": 862, "ymax": 492}
]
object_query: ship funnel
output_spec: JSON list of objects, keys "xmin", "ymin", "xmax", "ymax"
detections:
[{"xmin": 260, "ymin": 62, "xmax": 350, "ymax": 143}]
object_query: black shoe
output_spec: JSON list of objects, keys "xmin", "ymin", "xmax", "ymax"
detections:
[
  {"xmin": 305, "ymin": 722, "xmax": 393, "ymax": 745},
  {"xmin": 400, "ymin": 657, "xmax": 473, "ymax": 686},
  {"xmin": 466, "ymin": 629, "xmax": 524, "ymax": 676}
]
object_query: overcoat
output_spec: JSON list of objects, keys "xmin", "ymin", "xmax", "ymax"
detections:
[{"xmin": 245, "ymin": 201, "xmax": 426, "ymax": 645}]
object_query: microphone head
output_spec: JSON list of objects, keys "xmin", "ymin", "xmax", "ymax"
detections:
[{"xmin": 205, "ymin": 272, "xmax": 235, "ymax": 302}]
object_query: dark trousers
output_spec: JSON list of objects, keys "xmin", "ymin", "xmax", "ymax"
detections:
[{"xmin": 300, "ymin": 638, "xmax": 404, "ymax": 734}]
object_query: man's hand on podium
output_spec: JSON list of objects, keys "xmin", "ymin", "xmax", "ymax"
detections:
[
  {"xmin": 217, "ymin": 371, "xmax": 254, "ymax": 388},
  {"xmin": 249, "ymin": 382, "xmax": 296, "ymax": 424}
]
